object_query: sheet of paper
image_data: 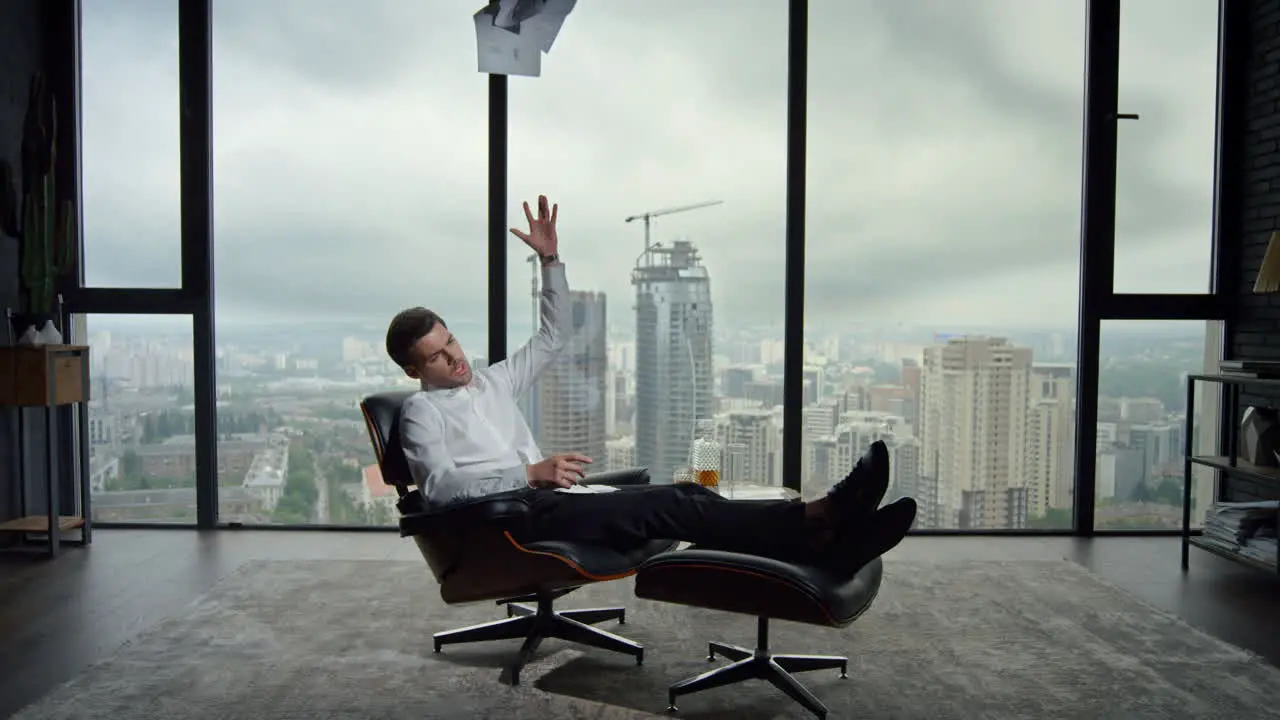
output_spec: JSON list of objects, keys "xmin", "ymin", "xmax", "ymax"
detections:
[
  {"xmin": 473, "ymin": 0, "xmax": 577, "ymax": 77},
  {"xmin": 521, "ymin": 0, "xmax": 576, "ymax": 53},
  {"xmin": 554, "ymin": 484, "xmax": 620, "ymax": 495},
  {"xmin": 492, "ymin": 0, "xmax": 538, "ymax": 29},
  {"xmin": 474, "ymin": 9, "xmax": 542, "ymax": 77}
]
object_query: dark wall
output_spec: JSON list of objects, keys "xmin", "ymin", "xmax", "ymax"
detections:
[
  {"xmin": 0, "ymin": 1, "xmax": 49, "ymax": 541},
  {"xmin": 1227, "ymin": 0, "xmax": 1280, "ymax": 501}
]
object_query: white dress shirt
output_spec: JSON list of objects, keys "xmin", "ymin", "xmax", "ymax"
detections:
[{"xmin": 400, "ymin": 263, "xmax": 572, "ymax": 507}]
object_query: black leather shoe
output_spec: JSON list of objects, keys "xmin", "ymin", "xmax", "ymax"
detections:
[
  {"xmin": 825, "ymin": 440, "xmax": 891, "ymax": 521},
  {"xmin": 828, "ymin": 496, "xmax": 917, "ymax": 576}
]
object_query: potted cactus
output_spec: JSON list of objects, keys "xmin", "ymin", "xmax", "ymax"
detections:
[{"xmin": 0, "ymin": 72, "xmax": 76, "ymax": 346}]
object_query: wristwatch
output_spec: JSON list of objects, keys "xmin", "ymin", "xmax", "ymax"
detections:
[{"xmin": 540, "ymin": 252, "xmax": 560, "ymax": 266}]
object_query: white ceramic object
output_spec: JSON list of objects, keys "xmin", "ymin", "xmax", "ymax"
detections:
[
  {"xmin": 36, "ymin": 320, "xmax": 62, "ymax": 345},
  {"xmin": 17, "ymin": 325, "xmax": 41, "ymax": 346}
]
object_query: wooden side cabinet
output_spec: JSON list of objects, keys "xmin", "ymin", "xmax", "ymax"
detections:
[{"xmin": 0, "ymin": 345, "xmax": 92, "ymax": 557}]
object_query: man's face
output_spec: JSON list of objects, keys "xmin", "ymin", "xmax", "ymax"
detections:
[{"xmin": 406, "ymin": 324, "xmax": 473, "ymax": 388}]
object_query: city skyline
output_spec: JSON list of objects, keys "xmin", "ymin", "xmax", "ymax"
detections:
[
  {"xmin": 80, "ymin": 312, "xmax": 1210, "ymax": 344},
  {"xmin": 79, "ymin": 0, "xmax": 1218, "ymax": 332},
  {"xmin": 79, "ymin": 297, "xmax": 1219, "ymax": 531}
]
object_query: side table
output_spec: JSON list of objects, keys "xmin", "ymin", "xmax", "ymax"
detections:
[
  {"xmin": 0, "ymin": 344, "xmax": 92, "ymax": 557},
  {"xmin": 710, "ymin": 483, "xmax": 800, "ymax": 502}
]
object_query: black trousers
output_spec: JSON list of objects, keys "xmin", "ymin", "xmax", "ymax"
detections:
[{"xmin": 509, "ymin": 483, "xmax": 812, "ymax": 560}]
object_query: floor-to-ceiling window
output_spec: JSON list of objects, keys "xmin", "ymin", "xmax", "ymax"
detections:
[
  {"xmin": 1090, "ymin": 0, "xmax": 1226, "ymax": 533},
  {"xmin": 505, "ymin": 1, "xmax": 790, "ymax": 491},
  {"xmin": 76, "ymin": 0, "xmax": 194, "ymax": 525},
  {"xmin": 204, "ymin": 0, "xmax": 490, "ymax": 527},
  {"xmin": 805, "ymin": 0, "xmax": 1086, "ymax": 531}
]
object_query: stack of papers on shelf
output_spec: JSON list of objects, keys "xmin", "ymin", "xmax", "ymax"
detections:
[
  {"xmin": 1218, "ymin": 360, "xmax": 1280, "ymax": 378},
  {"xmin": 1202, "ymin": 501, "xmax": 1278, "ymax": 564},
  {"xmin": 1241, "ymin": 536, "xmax": 1278, "ymax": 565},
  {"xmin": 1204, "ymin": 501, "xmax": 1277, "ymax": 543}
]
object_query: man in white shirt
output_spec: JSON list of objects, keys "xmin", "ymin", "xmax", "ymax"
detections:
[{"xmin": 388, "ymin": 195, "xmax": 916, "ymax": 576}]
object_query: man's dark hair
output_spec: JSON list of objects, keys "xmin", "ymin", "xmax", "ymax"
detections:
[{"xmin": 385, "ymin": 307, "xmax": 447, "ymax": 368}]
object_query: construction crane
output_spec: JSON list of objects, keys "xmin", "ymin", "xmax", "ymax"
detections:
[{"xmin": 625, "ymin": 200, "xmax": 724, "ymax": 252}]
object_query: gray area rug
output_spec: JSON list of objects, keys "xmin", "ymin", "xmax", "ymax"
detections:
[{"xmin": 13, "ymin": 558, "xmax": 1280, "ymax": 720}]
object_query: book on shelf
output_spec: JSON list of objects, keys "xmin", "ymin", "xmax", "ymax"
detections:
[{"xmin": 1218, "ymin": 360, "xmax": 1280, "ymax": 378}]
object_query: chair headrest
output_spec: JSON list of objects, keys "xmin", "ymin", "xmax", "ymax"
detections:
[{"xmin": 359, "ymin": 390, "xmax": 419, "ymax": 493}]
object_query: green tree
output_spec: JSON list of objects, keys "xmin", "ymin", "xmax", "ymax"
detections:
[
  {"xmin": 272, "ymin": 493, "xmax": 313, "ymax": 524},
  {"xmin": 1152, "ymin": 477, "xmax": 1185, "ymax": 506},
  {"xmin": 270, "ymin": 442, "xmax": 319, "ymax": 524},
  {"xmin": 363, "ymin": 501, "xmax": 393, "ymax": 526},
  {"xmin": 121, "ymin": 449, "xmax": 142, "ymax": 479},
  {"xmin": 1098, "ymin": 363, "xmax": 1187, "ymax": 410},
  {"xmin": 1026, "ymin": 507, "xmax": 1072, "ymax": 529},
  {"xmin": 327, "ymin": 475, "xmax": 363, "ymax": 524},
  {"xmin": 1126, "ymin": 477, "xmax": 1185, "ymax": 505}
]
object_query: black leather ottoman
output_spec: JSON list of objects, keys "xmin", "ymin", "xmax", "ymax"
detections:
[{"xmin": 634, "ymin": 549, "xmax": 884, "ymax": 719}]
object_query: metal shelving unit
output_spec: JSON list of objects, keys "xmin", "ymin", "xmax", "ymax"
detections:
[{"xmin": 1182, "ymin": 373, "xmax": 1280, "ymax": 573}]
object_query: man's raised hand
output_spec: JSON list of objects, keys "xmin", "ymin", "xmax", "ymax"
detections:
[
  {"xmin": 526, "ymin": 452, "xmax": 592, "ymax": 489},
  {"xmin": 509, "ymin": 194, "xmax": 559, "ymax": 258}
]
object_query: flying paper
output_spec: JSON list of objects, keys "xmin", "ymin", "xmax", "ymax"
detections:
[{"xmin": 473, "ymin": 0, "xmax": 577, "ymax": 77}]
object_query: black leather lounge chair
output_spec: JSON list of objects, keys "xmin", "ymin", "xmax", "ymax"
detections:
[
  {"xmin": 634, "ymin": 549, "xmax": 884, "ymax": 719},
  {"xmin": 359, "ymin": 390, "xmax": 678, "ymax": 685}
]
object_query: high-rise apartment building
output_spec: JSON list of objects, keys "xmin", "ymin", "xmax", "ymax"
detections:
[
  {"xmin": 1120, "ymin": 397, "xmax": 1166, "ymax": 423},
  {"xmin": 605, "ymin": 369, "xmax": 634, "ymax": 437},
  {"xmin": 802, "ymin": 366, "xmax": 824, "ymax": 404},
  {"xmin": 920, "ymin": 336, "xmax": 1033, "ymax": 529},
  {"xmin": 632, "ymin": 240, "xmax": 715, "ymax": 484},
  {"xmin": 714, "ymin": 409, "xmax": 781, "ymax": 486},
  {"xmin": 534, "ymin": 291, "xmax": 609, "ymax": 471},
  {"xmin": 1027, "ymin": 363, "xmax": 1076, "ymax": 517},
  {"xmin": 606, "ymin": 436, "xmax": 637, "ymax": 472},
  {"xmin": 721, "ymin": 366, "xmax": 756, "ymax": 399},
  {"xmin": 801, "ymin": 412, "xmax": 918, "ymax": 502}
]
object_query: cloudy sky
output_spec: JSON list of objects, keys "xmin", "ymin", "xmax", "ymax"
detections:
[{"xmin": 79, "ymin": 0, "xmax": 1219, "ymax": 343}]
